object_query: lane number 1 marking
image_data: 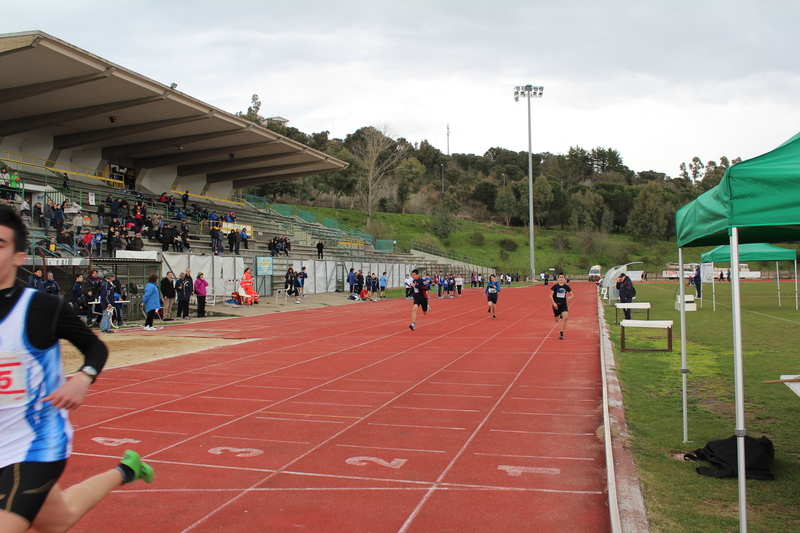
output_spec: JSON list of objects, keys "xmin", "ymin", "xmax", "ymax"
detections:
[
  {"xmin": 346, "ymin": 456, "xmax": 407, "ymax": 469},
  {"xmin": 92, "ymin": 437, "xmax": 141, "ymax": 447},
  {"xmin": 498, "ymin": 465, "xmax": 560, "ymax": 476}
]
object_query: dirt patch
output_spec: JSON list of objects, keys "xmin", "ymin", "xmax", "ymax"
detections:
[{"xmin": 60, "ymin": 334, "xmax": 244, "ymax": 373}]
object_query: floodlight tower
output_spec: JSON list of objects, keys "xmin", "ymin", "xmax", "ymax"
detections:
[{"xmin": 514, "ymin": 84, "xmax": 544, "ymax": 281}]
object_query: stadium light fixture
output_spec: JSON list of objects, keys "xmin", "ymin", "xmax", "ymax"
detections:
[{"xmin": 514, "ymin": 84, "xmax": 544, "ymax": 281}]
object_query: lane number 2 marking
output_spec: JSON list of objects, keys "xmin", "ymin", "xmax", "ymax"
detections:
[
  {"xmin": 208, "ymin": 446, "xmax": 263, "ymax": 457},
  {"xmin": 346, "ymin": 456, "xmax": 407, "ymax": 469}
]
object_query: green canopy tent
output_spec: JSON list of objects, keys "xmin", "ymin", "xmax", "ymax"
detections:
[
  {"xmin": 700, "ymin": 243, "xmax": 798, "ymax": 310},
  {"xmin": 675, "ymin": 132, "xmax": 800, "ymax": 533}
]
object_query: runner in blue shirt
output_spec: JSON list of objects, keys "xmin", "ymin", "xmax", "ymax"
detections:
[
  {"xmin": 550, "ymin": 272, "xmax": 574, "ymax": 339},
  {"xmin": 485, "ymin": 274, "xmax": 501, "ymax": 319},
  {"xmin": 379, "ymin": 272, "xmax": 388, "ymax": 299}
]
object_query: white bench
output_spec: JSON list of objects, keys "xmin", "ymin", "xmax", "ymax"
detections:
[
  {"xmin": 614, "ymin": 302, "xmax": 651, "ymax": 323},
  {"xmin": 620, "ymin": 319, "xmax": 673, "ymax": 352}
]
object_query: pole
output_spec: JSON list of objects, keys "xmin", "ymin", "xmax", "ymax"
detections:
[
  {"xmin": 729, "ymin": 228, "xmax": 748, "ymax": 533},
  {"xmin": 776, "ymin": 261, "xmax": 781, "ymax": 307},
  {"xmin": 678, "ymin": 248, "xmax": 689, "ymax": 443},
  {"xmin": 441, "ymin": 164, "xmax": 444, "ymax": 193},
  {"xmin": 526, "ymin": 92, "xmax": 535, "ymax": 282}
]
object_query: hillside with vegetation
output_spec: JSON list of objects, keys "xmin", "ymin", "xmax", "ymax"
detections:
[{"xmin": 234, "ymin": 95, "xmax": 797, "ymax": 272}]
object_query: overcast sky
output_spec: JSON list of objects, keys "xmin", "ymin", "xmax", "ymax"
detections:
[{"xmin": 4, "ymin": 1, "xmax": 800, "ymax": 177}]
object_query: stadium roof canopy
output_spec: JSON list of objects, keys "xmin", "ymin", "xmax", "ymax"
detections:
[{"xmin": 0, "ymin": 31, "xmax": 346, "ymax": 194}]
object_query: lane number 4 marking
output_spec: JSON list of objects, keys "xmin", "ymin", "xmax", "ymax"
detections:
[
  {"xmin": 498, "ymin": 465, "xmax": 560, "ymax": 476},
  {"xmin": 92, "ymin": 437, "xmax": 141, "ymax": 447}
]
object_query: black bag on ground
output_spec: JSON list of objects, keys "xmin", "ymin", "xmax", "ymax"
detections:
[{"xmin": 684, "ymin": 435, "xmax": 775, "ymax": 480}]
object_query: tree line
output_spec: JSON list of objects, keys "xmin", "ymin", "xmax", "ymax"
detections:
[{"xmin": 237, "ymin": 95, "xmax": 740, "ymax": 243}]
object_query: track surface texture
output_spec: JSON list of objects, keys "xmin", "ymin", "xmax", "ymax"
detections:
[{"xmin": 63, "ymin": 283, "xmax": 610, "ymax": 533}]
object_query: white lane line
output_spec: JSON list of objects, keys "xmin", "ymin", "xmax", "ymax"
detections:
[
  {"xmin": 502, "ymin": 411, "xmax": 596, "ymax": 417},
  {"xmin": 368, "ymin": 423, "xmax": 466, "ymax": 431},
  {"xmin": 335, "ymin": 444, "xmax": 446, "ymax": 454},
  {"xmin": 518, "ymin": 385, "xmax": 597, "ymax": 390},
  {"xmin": 100, "ymin": 427, "xmax": 189, "ymax": 435},
  {"xmin": 292, "ymin": 401, "xmax": 373, "ymax": 408},
  {"xmin": 255, "ymin": 416, "xmax": 345, "ymax": 424},
  {"xmin": 119, "ymin": 485, "xmax": 602, "ymax": 494},
  {"xmin": 80, "ymin": 405, "xmax": 135, "ymax": 409},
  {"xmin": 392, "ymin": 406, "xmax": 481, "ymax": 413},
  {"xmin": 211, "ymin": 435, "xmax": 310, "ymax": 445},
  {"xmin": 199, "ymin": 396, "xmax": 274, "ymax": 402},
  {"xmin": 111, "ymin": 391, "xmax": 181, "ymax": 396},
  {"xmin": 511, "ymin": 397, "xmax": 596, "ymax": 402},
  {"xmin": 413, "ymin": 393, "xmax": 492, "ymax": 399},
  {"xmin": 344, "ymin": 378, "xmax": 414, "ymax": 383},
  {"xmin": 150, "ymin": 381, "xmax": 222, "ymax": 386},
  {"xmin": 490, "ymin": 429, "xmax": 594, "ymax": 436},
  {"xmin": 429, "ymin": 382, "xmax": 504, "ymax": 387},
  {"xmin": 474, "ymin": 452, "xmax": 594, "ymax": 461},
  {"xmin": 154, "ymin": 410, "xmax": 235, "ymax": 417},
  {"xmin": 233, "ymin": 384, "xmax": 304, "ymax": 390},
  {"xmin": 320, "ymin": 389, "xmax": 396, "ymax": 394}
]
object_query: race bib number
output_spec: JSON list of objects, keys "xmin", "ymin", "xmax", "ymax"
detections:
[
  {"xmin": 414, "ymin": 287, "xmax": 419, "ymax": 293},
  {"xmin": 488, "ymin": 288, "xmax": 497, "ymax": 294},
  {"xmin": 0, "ymin": 352, "xmax": 29, "ymax": 408},
  {"xmin": 556, "ymin": 291, "xmax": 566, "ymax": 298}
]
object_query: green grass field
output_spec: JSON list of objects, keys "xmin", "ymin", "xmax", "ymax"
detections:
[{"xmin": 607, "ymin": 280, "xmax": 800, "ymax": 532}]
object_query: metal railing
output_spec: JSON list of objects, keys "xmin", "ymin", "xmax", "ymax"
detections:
[
  {"xmin": 1, "ymin": 151, "xmax": 124, "ymax": 189},
  {"xmin": 170, "ymin": 186, "xmax": 246, "ymax": 207}
]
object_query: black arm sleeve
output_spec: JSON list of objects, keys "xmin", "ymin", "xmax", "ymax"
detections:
[{"xmin": 28, "ymin": 292, "xmax": 109, "ymax": 374}]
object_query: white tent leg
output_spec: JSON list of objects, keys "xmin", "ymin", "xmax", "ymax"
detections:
[
  {"xmin": 729, "ymin": 228, "xmax": 748, "ymax": 533},
  {"xmin": 679, "ymin": 248, "xmax": 689, "ymax": 443},
  {"xmin": 777, "ymin": 261, "xmax": 781, "ymax": 307},
  {"xmin": 712, "ymin": 261, "xmax": 716, "ymax": 311},
  {"xmin": 795, "ymin": 259, "xmax": 798, "ymax": 311}
]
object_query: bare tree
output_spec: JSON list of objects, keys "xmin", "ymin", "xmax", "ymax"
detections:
[{"xmin": 346, "ymin": 125, "xmax": 408, "ymax": 223}]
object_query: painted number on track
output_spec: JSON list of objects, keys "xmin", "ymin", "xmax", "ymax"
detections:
[
  {"xmin": 92, "ymin": 437, "xmax": 141, "ymax": 447},
  {"xmin": 498, "ymin": 465, "xmax": 560, "ymax": 476},
  {"xmin": 208, "ymin": 446, "xmax": 263, "ymax": 457},
  {"xmin": 345, "ymin": 456, "xmax": 407, "ymax": 469}
]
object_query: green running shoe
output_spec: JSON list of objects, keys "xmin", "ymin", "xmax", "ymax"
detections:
[{"xmin": 120, "ymin": 450, "xmax": 154, "ymax": 483}]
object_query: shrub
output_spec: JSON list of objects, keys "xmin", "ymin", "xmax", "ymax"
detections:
[
  {"xmin": 498, "ymin": 238, "xmax": 519, "ymax": 252},
  {"xmin": 472, "ymin": 232, "xmax": 485, "ymax": 246}
]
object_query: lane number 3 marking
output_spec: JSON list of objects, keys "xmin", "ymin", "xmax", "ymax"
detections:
[
  {"xmin": 346, "ymin": 456, "xmax": 407, "ymax": 469},
  {"xmin": 208, "ymin": 446, "xmax": 263, "ymax": 457}
]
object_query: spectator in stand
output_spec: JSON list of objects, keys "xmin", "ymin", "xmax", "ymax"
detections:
[
  {"xmin": 33, "ymin": 202, "xmax": 43, "ymax": 226},
  {"xmin": 80, "ymin": 229, "xmax": 93, "ymax": 256},
  {"xmin": 28, "ymin": 268, "xmax": 45, "ymax": 292},
  {"xmin": 161, "ymin": 223, "xmax": 174, "ymax": 252},
  {"xmin": 43, "ymin": 271, "xmax": 61, "ymax": 296},
  {"xmin": 51, "ymin": 203, "xmax": 65, "ymax": 232},
  {"xmin": 96, "ymin": 202, "xmax": 106, "ymax": 231},
  {"xmin": 0, "ymin": 166, "xmax": 9, "ymax": 199},
  {"xmin": 127, "ymin": 232, "xmax": 144, "ymax": 251},
  {"xmin": 43, "ymin": 200, "xmax": 53, "ymax": 235},
  {"xmin": 118, "ymin": 201, "xmax": 129, "ymax": 228},
  {"xmin": 316, "ymin": 240, "xmax": 324, "ymax": 259},
  {"xmin": 228, "ymin": 229, "xmax": 240, "ymax": 255},
  {"xmin": 160, "ymin": 271, "xmax": 176, "ymax": 321},
  {"xmin": 240, "ymin": 228, "xmax": 249, "ymax": 250},
  {"xmin": 19, "ymin": 198, "xmax": 31, "ymax": 217},
  {"xmin": 71, "ymin": 211, "xmax": 83, "ymax": 234},
  {"xmin": 194, "ymin": 272, "xmax": 208, "ymax": 317},
  {"xmin": 56, "ymin": 227, "xmax": 71, "ymax": 252},
  {"xmin": 208, "ymin": 211, "xmax": 218, "ymax": 228},
  {"xmin": 93, "ymin": 228, "xmax": 104, "ymax": 257},
  {"xmin": 182, "ymin": 191, "xmax": 189, "ymax": 209},
  {"xmin": 268, "ymin": 238, "xmax": 277, "ymax": 257}
]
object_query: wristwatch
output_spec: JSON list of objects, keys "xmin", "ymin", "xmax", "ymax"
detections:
[{"xmin": 79, "ymin": 366, "xmax": 99, "ymax": 382}]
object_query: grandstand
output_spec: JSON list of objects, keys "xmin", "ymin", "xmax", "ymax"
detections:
[{"xmin": 0, "ymin": 31, "xmax": 494, "ymax": 316}]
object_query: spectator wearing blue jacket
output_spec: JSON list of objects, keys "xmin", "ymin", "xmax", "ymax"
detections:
[
  {"xmin": 141, "ymin": 274, "xmax": 161, "ymax": 331},
  {"xmin": 27, "ymin": 268, "xmax": 45, "ymax": 292}
]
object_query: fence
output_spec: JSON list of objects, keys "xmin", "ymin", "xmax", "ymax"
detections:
[{"xmin": 410, "ymin": 242, "xmax": 487, "ymax": 268}]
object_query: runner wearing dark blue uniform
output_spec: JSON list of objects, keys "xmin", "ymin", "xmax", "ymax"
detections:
[
  {"xmin": 408, "ymin": 269, "xmax": 430, "ymax": 331},
  {"xmin": 550, "ymin": 273, "xmax": 574, "ymax": 339},
  {"xmin": 485, "ymin": 274, "xmax": 501, "ymax": 319}
]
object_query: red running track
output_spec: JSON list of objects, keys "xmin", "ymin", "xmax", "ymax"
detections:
[{"xmin": 63, "ymin": 283, "xmax": 610, "ymax": 533}]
